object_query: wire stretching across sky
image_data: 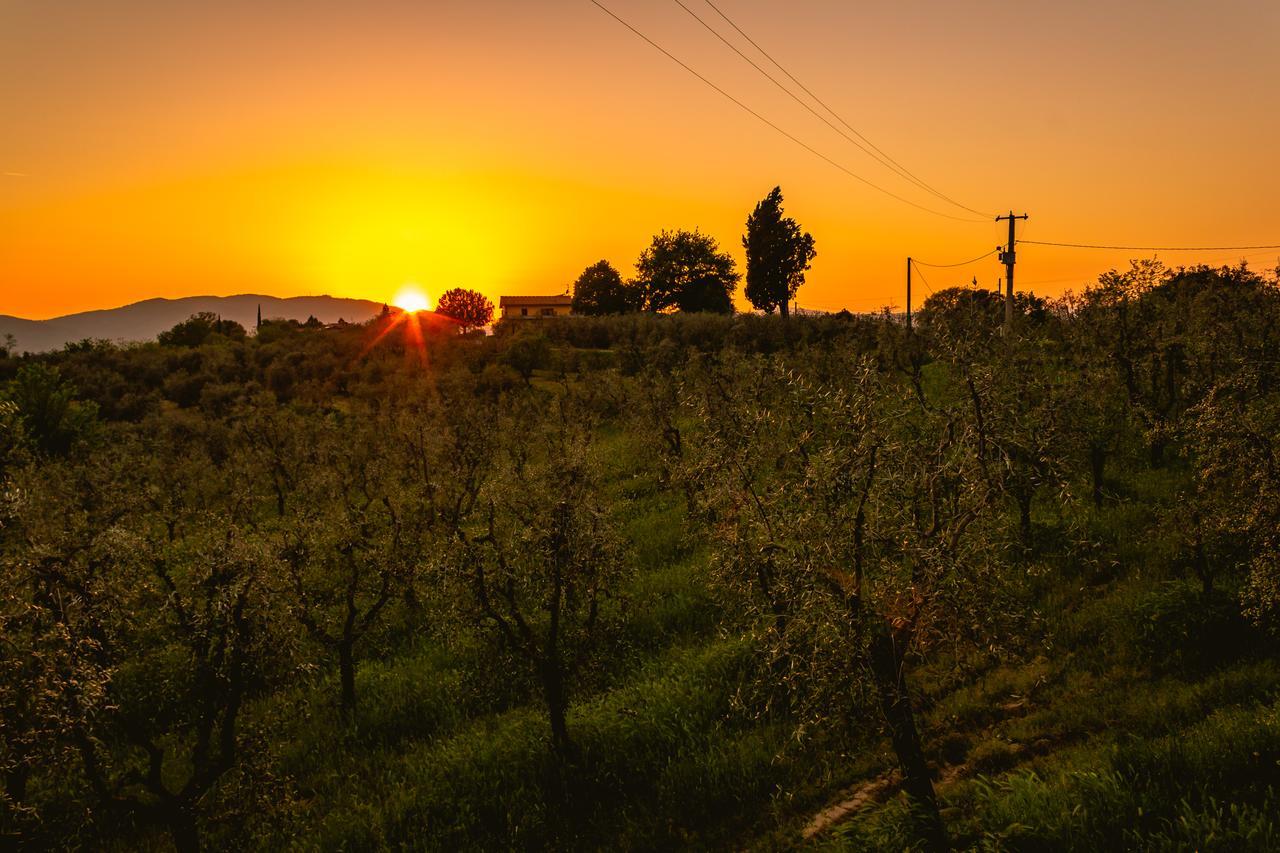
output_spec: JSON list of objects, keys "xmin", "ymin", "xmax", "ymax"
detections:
[
  {"xmin": 1024, "ymin": 239, "xmax": 1280, "ymax": 251},
  {"xmin": 912, "ymin": 248, "xmax": 999, "ymax": 268},
  {"xmin": 588, "ymin": 0, "xmax": 988, "ymax": 224},
  {"xmin": 669, "ymin": 0, "xmax": 994, "ymax": 220},
  {"xmin": 698, "ymin": 0, "xmax": 994, "ymax": 220},
  {"xmin": 909, "ymin": 260, "xmax": 935, "ymax": 295}
]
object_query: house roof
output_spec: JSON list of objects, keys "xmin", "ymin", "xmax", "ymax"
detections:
[{"xmin": 499, "ymin": 295, "xmax": 572, "ymax": 307}]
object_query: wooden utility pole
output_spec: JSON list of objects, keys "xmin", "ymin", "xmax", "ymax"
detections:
[
  {"xmin": 997, "ymin": 211, "xmax": 1029, "ymax": 330},
  {"xmin": 906, "ymin": 257, "xmax": 912, "ymax": 331}
]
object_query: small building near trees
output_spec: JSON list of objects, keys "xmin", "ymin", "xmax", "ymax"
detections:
[{"xmin": 499, "ymin": 295, "xmax": 573, "ymax": 320}]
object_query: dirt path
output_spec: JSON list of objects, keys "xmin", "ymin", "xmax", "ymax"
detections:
[
  {"xmin": 800, "ymin": 764, "xmax": 971, "ymax": 841},
  {"xmin": 800, "ymin": 770, "xmax": 902, "ymax": 840}
]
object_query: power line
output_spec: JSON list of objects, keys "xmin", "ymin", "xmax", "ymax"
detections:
[
  {"xmin": 909, "ymin": 260, "xmax": 936, "ymax": 294},
  {"xmin": 699, "ymin": 0, "xmax": 994, "ymax": 219},
  {"xmin": 911, "ymin": 248, "xmax": 999, "ymax": 268},
  {"xmin": 1023, "ymin": 239, "xmax": 1280, "ymax": 251},
  {"xmin": 588, "ymin": 0, "xmax": 986, "ymax": 224},
  {"xmin": 670, "ymin": 0, "xmax": 989, "ymax": 220}
]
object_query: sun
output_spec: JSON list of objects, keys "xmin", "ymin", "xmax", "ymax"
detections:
[{"xmin": 392, "ymin": 284, "xmax": 430, "ymax": 313}]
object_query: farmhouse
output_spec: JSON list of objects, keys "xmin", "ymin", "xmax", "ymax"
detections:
[{"xmin": 499, "ymin": 294, "xmax": 573, "ymax": 320}]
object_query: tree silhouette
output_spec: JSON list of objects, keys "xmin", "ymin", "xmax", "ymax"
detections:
[
  {"xmin": 571, "ymin": 261, "xmax": 639, "ymax": 315},
  {"xmin": 435, "ymin": 288, "xmax": 494, "ymax": 332},
  {"xmin": 635, "ymin": 230, "xmax": 738, "ymax": 314},
  {"xmin": 158, "ymin": 313, "xmax": 245, "ymax": 347},
  {"xmin": 743, "ymin": 187, "xmax": 816, "ymax": 317}
]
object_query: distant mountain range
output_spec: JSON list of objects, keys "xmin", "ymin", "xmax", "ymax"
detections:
[{"xmin": 0, "ymin": 295, "xmax": 386, "ymax": 353}]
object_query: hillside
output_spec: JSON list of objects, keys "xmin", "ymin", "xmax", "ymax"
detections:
[
  {"xmin": 0, "ymin": 294, "xmax": 385, "ymax": 353},
  {"xmin": 2, "ymin": 263, "xmax": 1280, "ymax": 851}
]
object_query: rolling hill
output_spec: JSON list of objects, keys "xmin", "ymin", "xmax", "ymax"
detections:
[{"xmin": 0, "ymin": 295, "xmax": 386, "ymax": 353}]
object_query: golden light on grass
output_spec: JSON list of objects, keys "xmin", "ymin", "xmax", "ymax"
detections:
[{"xmin": 393, "ymin": 284, "xmax": 430, "ymax": 313}]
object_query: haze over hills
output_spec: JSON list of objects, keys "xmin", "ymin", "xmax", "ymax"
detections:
[{"xmin": 0, "ymin": 294, "xmax": 386, "ymax": 353}]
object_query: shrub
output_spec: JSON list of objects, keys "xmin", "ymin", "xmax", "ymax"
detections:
[{"xmin": 1132, "ymin": 582, "xmax": 1251, "ymax": 672}]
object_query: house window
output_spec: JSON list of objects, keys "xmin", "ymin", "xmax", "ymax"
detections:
[
  {"xmin": 541, "ymin": 307, "xmax": 555, "ymax": 316},
  {"xmin": 521, "ymin": 308, "xmax": 528, "ymax": 316}
]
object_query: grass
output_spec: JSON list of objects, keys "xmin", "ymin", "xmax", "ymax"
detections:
[
  {"xmin": 799, "ymin": 459, "xmax": 1280, "ymax": 851},
  {"xmin": 148, "ymin": 441, "xmax": 1280, "ymax": 851}
]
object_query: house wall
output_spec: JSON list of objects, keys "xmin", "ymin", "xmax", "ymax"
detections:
[{"xmin": 502, "ymin": 304, "xmax": 573, "ymax": 319}]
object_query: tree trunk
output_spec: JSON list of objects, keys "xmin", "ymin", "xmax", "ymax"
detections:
[
  {"xmin": 1193, "ymin": 535, "xmax": 1213, "ymax": 597},
  {"xmin": 338, "ymin": 641, "xmax": 357, "ymax": 715},
  {"xmin": 402, "ymin": 584, "xmax": 423, "ymax": 614},
  {"xmin": 780, "ymin": 298, "xmax": 790, "ymax": 319},
  {"xmin": 868, "ymin": 630, "xmax": 947, "ymax": 852},
  {"xmin": 166, "ymin": 806, "xmax": 200, "ymax": 853},
  {"xmin": 1089, "ymin": 444, "xmax": 1107, "ymax": 509},
  {"xmin": 5, "ymin": 764, "xmax": 29, "ymax": 805},
  {"xmin": 1149, "ymin": 433, "xmax": 1167, "ymax": 469},
  {"xmin": 541, "ymin": 660, "xmax": 576, "ymax": 762},
  {"xmin": 1018, "ymin": 490, "xmax": 1033, "ymax": 546}
]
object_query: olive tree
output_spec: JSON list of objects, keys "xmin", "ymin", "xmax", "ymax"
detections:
[
  {"xmin": 279, "ymin": 414, "xmax": 426, "ymax": 714},
  {"xmin": 6, "ymin": 443, "xmax": 282, "ymax": 853},
  {"xmin": 452, "ymin": 390, "xmax": 625, "ymax": 760},
  {"xmin": 687, "ymin": 353, "xmax": 1021, "ymax": 850},
  {"xmin": 1189, "ymin": 375, "xmax": 1280, "ymax": 624}
]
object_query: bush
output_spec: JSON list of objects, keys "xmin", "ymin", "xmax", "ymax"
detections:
[
  {"xmin": 1132, "ymin": 582, "xmax": 1251, "ymax": 672},
  {"xmin": 502, "ymin": 334, "xmax": 551, "ymax": 382}
]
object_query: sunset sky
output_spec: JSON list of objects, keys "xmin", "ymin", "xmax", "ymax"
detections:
[{"xmin": 3, "ymin": 0, "xmax": 1278, "ymax": 320}]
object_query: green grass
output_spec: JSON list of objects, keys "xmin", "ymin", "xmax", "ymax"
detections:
[{"xmin": 125, "ymin": 437, "xmax": 1280, "ymax": 851}]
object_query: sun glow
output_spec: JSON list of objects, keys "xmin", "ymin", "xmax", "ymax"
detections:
[{"xmin": 393, "ymin": 284, "xmax": 430, "ymax": 313}]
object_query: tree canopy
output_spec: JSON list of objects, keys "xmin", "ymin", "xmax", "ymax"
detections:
[
  {"xmin": 571, "ymin": 261, "xmax": 639, "ymax": 316},
  {"xmin": 158, "ymin": 312, "xmax": 246, "ymax": 347},
  {"xmin": 635, "ymin": 229, "xmax": 738, "ymax": 314},
  {"xmin": 743, "ymin": 186, "xmax": 816, "ymax": 317},
  {"xmin": 434, "ymin": 288, "xmax": 494, "ymax": 332}
]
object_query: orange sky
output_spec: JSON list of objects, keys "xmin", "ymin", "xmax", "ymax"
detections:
[{"xmin": 3, "ymin": 0, "xmax": 1278, "ymax": 319}]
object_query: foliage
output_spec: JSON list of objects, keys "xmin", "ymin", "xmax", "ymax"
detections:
[
  {"xmin": 571, "ymin": 260, "xmax": 639, "ymax": 316},
  {"xmin": 158, "ymin": 312, "xmax": 247, "ymax": 347},
  {"xmin": 742, "ymin": 186, "xmax": 816, "ymax": 317},
  {"xmin": 635, "ymin": 229, "xmax": 739, "ymax": 314},
  {"xmin": 1130, "ymin": 582, "xmax": 1251, "ymax": 672},
  {"xmin": 917, "ymin": 285, "xmax": 1047, "ymax": 344},
  {"xmin": 1189, "ymin": 375, "xmax": 1280, "ymax": 633},
  {"xmin": 278, "ymin": 413, "xmax": 429, "ymax": 712},
  {"xmin": 684, "ymin": 350, "xmax": 1029, "ymax": 849},
  {"xmin": 502, "ymin": 333, "xmax": 552, "ymax": 382},
  {"xmin": 433, "ymin": 288, "xmax": 494, "ymax": 332},
  {"xmin": 1, "ymin": 259, "xmax": 1279, "ymax": 850},
  {"xmin": 2, "ymin": 364, "xmax": 98, "ymax": 456},
  {"xmin": 452, "ymin": 387, "xmax": 627, "ymax": 759}
]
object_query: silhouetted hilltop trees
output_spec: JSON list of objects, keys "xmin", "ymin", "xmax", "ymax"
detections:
[
  {"xmin": 434, "ymin": 288, "xmax": 493, "ymax": 332},
  {"xmin": 743, "ymin": 186, "xmax": 816, "ymax": 317},
  {"xmin": 570, "ymin": 190, "xmax": 816, "ymax": 316},
  {"xmin": 571, "ymin": 261, "xmax": 637, "ymax": 316},
  {"xmin": 157, "ymin": 312, "xmax": 247, "ymax": 347}
]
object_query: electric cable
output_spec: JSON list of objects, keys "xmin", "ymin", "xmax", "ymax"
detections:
[
  {"xmin": 588, "ymin": 0, "xmax": 988, "ymax": 223},
  {"xmin": 1023, "ymin": 239, "xmax": 1280, "ymax": 251},
  {"xmin": 698, "ymin": 0, "xmax": 995, "ymax": 218},
  {"xmin": 911, "ymin": 248, "xmax": 999, "ymax": 268}
]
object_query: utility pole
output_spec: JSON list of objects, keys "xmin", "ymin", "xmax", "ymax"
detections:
[
  {"xmin": 906, "ymin": 257, "xmax": 912, "ymax": 331},
  {"xmin": 997, "ymin": 211, "xmax": 1029, "ymax": 330}
]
